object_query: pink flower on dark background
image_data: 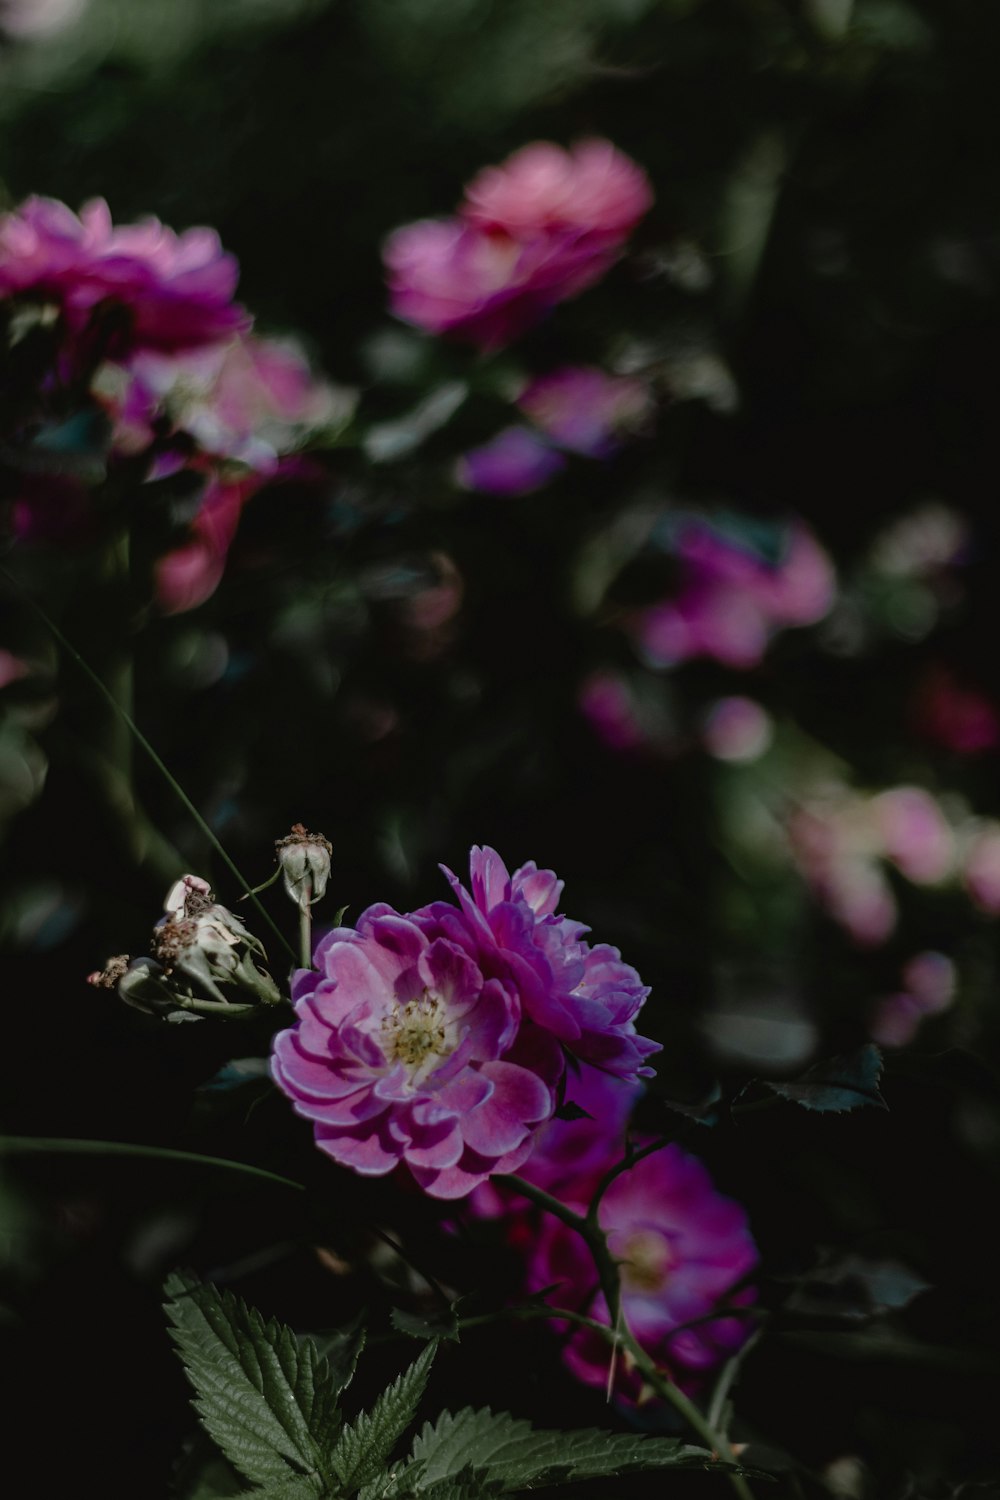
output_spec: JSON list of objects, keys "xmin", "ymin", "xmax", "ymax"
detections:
[
  {"xmin": 525, "ymin": 1142, "xmax": 757, "ymax": 1400},
  {"xmin": 636, "ymin": 518, "xmax": 834, "ymax": 670},
  {"xmin": 384, "ymin": 141, "xmax": 652, "ymax": 349},
  {"xmin": 434, "ymin": 846, "xmax": 660, "ymax": 1081},
  {"xmin": 0, "ymin": 196, "xmax": 247, "ymax": 352},
  {"xmin": 517, "ymin": 365, "xmax": 653, "ymax": 459},
  {"xmin": 457, "ymin": 426, "xmax": 565, "ymax": 496},
  {"xmin": 272, "ymin": 904, "xmax": 554, "ymax": 1199}
]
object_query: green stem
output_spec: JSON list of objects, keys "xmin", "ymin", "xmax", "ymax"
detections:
[
  {"xmin": 499, "ymin": 1173, "xmax": 754, "ymax": 1498},
  {"xmin": 299, "ymin": 878, "xmax": 313, "ymax": 970},
  {"xmin": 0, "ymin": 1135, "xmax": 305, "ymax": 1192},
  {"xmin": 0, "ymin": 563, "xmax": 297, "ymax": 966}
]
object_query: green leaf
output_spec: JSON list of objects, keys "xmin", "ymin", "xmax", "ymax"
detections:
[
  {"xmin": 406, "ymin": 1408, "xmax": 713, "ymax": 1491},
  {"xmin": 164, "ymin": 1271, "xmax": 341, "ymax": 1492},
  {"xmin": 359, "ymin": 1466, "xmax": 501, "ymax": 1500},
  {"xmin": 391, "ymin": 1304, "xmax": 461, "ymax": 1342},
  {"xmin": 311, "ymin": 1317, "xmax": 367, "ymax": 1396},
  {"xmin": 329, "ymin": 1342, "xmax": 437, "ymax": 1492},
  {"xmin": 760, "ymin": 1043, "xmax": 887, "ymax": 1113}
]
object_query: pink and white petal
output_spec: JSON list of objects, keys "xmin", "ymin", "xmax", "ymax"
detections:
[{"xmin": 461, "ymin": 1059, "xmax": 553, "ymax": 1156}]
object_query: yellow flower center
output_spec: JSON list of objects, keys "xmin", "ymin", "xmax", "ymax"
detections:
[
  {"xmin": 383, "ymin": 991, "xmax": 450, "ymax": 1072},
  {"xmin": 619, "ymin": 1229, "xmax": 674, "ymax": 1295}
]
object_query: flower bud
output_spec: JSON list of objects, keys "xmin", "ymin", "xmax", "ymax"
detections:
[
  {"xmin": 275, "ymin": 825, "xmax": 332, "ymax": 913},
  {"xmin": 151, "ymin": 875, "xmax": 280, "ymax": 1007}
]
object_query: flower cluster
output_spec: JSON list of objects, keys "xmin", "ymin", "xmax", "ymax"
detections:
[
  {"xmin": 271, "ymin": 847, "xmax": 660, "ymax": 1199},
  {"xmin": 458, "ymin": 365, "xmax": 654, "ymax": 498},
  {"xmin": 870, "ymin": 951, "xmax": 956, "ymax": 1048},
  {"xmin": 0, "ymin": 196, "xmax": 337, "ymax": 611},
  {"xmin": 633, "ymin": 514, "xmax": 835, "ymax": 671},
  {"xmin": 384, "ymin": 141, "xmax": 652, "ymax": 350}
]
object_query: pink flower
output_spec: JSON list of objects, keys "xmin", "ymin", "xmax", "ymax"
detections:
[
  {"xmin": 517, "ymin": 366, "xmax": 653, "ymax": 458},
  {"xmin": 271, "ymin": 905, "xmax": 555, "ymax": 1199},
  {"xmin": 96, "ymin": 332, "xmax": 335, "ymax": 472},
  {"xmin": 914, "ymin": 666, "xmax": 1000, "ymax": 755},
  {"xmin": 384, "ymin": 140, "xmax": 651, "ymax": 349},
  {"xmin": 0, "ymin": 196, "xmax": 247, "ymax": 352},
  {"xmin": 155, "ymin": 472, "xmax": 259, "ymax": 615},
  {"xmin": 962, "ymin": 824, "xmax": 1000, "ymax": 914},
  {"xmin": 435, "ymin": 847, "xmax": 660, "ymax": 1081},
  {"xmin": 872, "ymin": 787, "xmax": 955, "ymax": 885},
  {"xmin": 463, "ymin": 140, "xmax": 652, "ymax": 243},
  {"xmin": 870, "ymin": 951, "xmax": 956, "ymax": 1047},
  {"xmin": 636, "ymin": 517, "xmax": 834, "ymax": 671},
  {"xmin": 703, "ymin": 697, "xmax": 773, "ymax": 762},
  {"xmin": 457, "ymin": 426, "xmax": 565, "ymax": 496},
  {"xmin": 525, "ymin": 1143, "xmax": 757, "ymax": 1399}
]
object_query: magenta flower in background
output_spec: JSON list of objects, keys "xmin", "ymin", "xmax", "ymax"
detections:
[
  {"xmin": 962, "ymin": 824, "xmax": 1000, "ymax": 914},
  {"xmin": 457, "ymin": 426, "xmax": 565, "ymax": 496},
  {"xmin": 636, "ymin": 517, "xmax": 835, "ymax": 670},
  {"xmin": 525, "ymin": 1143, "xmax": 757, "ymax": 1400},
  {"xmin": 462, "ymin": 139, "xmax": 652, "ymax": 243},
  {"xmin": 271, "ymin": 903, "xmax": 555, "ymax": 1199},
  {"xmin": 435, "ymin": 846, "xmax": 660, "ymax": 1081},
  {"xmin": 914, "ymin": 666, "xmax": 1000, "ymax": 755},
  {"xmin": 0, "ymin": 196, "xmax": 247, "ymax": 352},
  {"xmin": 870, "ymin": 951, "xmax": 956, "ymax": 1048},
  {"xmin": 517, "ymin": 366, "xmax": 653, "ymax": 458},
  {"xmin": 384, "ymin": 140, "xmax": 652, "ymax": 349},
  {"xmin": 872, "ymin": 786, "xmax": 955, "ymax": 886},
  {"xmin": 703, "ymin": 696, "xmax": 774, "ymax": 763},
  {"xmin": 155, "ymin": 472, "xmax": 260, "ymax": 615}
]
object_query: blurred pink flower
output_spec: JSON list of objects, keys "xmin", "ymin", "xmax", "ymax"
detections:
[
  {"xmin": 0, "ymin": 649, "xmax": 30, "ymax": 688},
  {"xmin": 872, "ymin": 787, "xmax": 955, "ymax": 885},
  {"xmin": 703, "ymin": 697, "xmax": 773, "ymax": 763},
  {"xmin": 456, "ymin": 425, "xmax": 565, "ymax": 496},
  {"xmin": 636, "ymin": 518, "xmax": 834, "ymax": 670},
  {"xmin": 517, "ymin": 366, "xmax": 653, "ymax": 458},
  {"xmin": 914, "ymin": 666, "xmax": 1000, "ymax": 755},
  {"xmin": 384, "ymin": 140, "xmax": 651, "ymax": 349},
  {"xmin": 578, "ymin": 671, "xmax": 648, "ymax": 754},
  {"xmin": 870, "ymin": 951, "xmax": 956, "ymax": 1047},
  {"xmin": 1, "ymin": 0, "xmax": 87, "ymax": 37},
  {"xmin": 525, "ymin": 1143, "xmax": 757, "ymax": 1400},
  {"xmin": 962, "ymin": 824, "xmax": 1000, "ymax": 914},
  {"xmin": 463, "ymin": 140, "xmax": 652, "ymax": 243},
  {"xmin": 0, "ymin": 196, "xmax": 247, "ymax": 351},
  {"xmin": 96, "ymin": 332, "xmax": 335, "ymax": 472},
  {"xmin": 155, "ymin": 473, "xmax": 259, "ymax": 615}
]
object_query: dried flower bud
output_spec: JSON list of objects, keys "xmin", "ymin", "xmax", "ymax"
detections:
[
  {"xmin": 150, "ymin": 875, "xmax": 280, "ymax": 1008},
  {"xmin": 275, "ymin": 824, "xmax": 332, "ymax": 913},
  {"xmin": 86, "ymin": 954, "xmax": 130, "ymax": 990}
]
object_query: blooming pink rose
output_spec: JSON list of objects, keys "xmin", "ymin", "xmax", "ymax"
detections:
[{"xmin": 272, "ymin": 904, "xmax": 555, "ymax": 1199}]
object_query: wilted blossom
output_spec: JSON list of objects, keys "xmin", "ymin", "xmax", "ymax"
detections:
[
  {"xmin": 384, "ymin": 140, "xmax": 651, "ymax": 349},
  {"xmin": 870, "ymin": 951, "xmax": 956, "ymax": 1048},
  {"xmin": 435, "ymin": 847, "xmax": 661, "ymax": 1080},
  {"xmin": 0, "ymin": 196, "xmax": 247, "ymax": 352},
  {"xmin": 525, "ymin": 1143, "xmax": 757, "ymax": 1400},
  {"xmin": 517, "ymin": 366, "xmax": 653, "ymax": 459},
  {"xmin": 456, "ymin": 425, "xmax": 565, "ymax": 496},
  {"xmin": 152, "ymin": 873, "xmax": 281, "ymax": 1007},
  {"xmin": 635, "ymin": 517, "xmax": 835, "ymax": 670},
  {"xmin": 271, "ymin": 904, "xmax": 555, "ymax": 1198}
]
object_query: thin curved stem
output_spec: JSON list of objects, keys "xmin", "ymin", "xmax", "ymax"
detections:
[
  {"xmin": 0, "ymin": 1135, "xmax": 305, "ymax": 1193},
  {"xmin": 499, "ymin": 1172, "xmax": 754, "ymax": 1499}
]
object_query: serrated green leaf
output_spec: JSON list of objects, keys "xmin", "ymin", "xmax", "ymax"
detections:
[
  {"xmin": 761, "ymin": 1044, "xmax": 887, "ymax": 1113},
  {"xmin": 164, "ymin": 1271, "xmax": 341, "ymax": 1492},
  {"xmin": 330, "ymin": 1342, "xmax": 437, "ymax": 1492},
  {"xmin": 311, "ymin": 1317, "xmax": 367, "ymax": 1396},
  {"xmin": 391, "ymin": 1304, "xmax": 461, "ymax": 1342},
  {"xmin": 359, "ymin": 1465, "xmax": 501, "ymax": 1500},
  {"xmin": 407, "ymin": 1407, "xmax": 713, "ymax": 1491}
]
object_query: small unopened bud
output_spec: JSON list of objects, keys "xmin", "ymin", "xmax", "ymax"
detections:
[{"xmin": 275, "ymin": 824, "xmax": 332, "ymax": 913}]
